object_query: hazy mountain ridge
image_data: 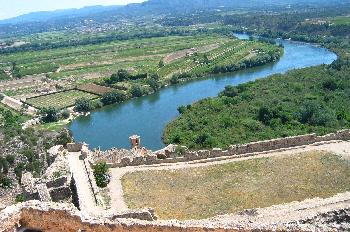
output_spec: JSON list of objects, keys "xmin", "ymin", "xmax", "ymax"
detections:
[
  {"xmin": 1, "ymin": 0, "xmax": 348, "ymax": 25},
  {"xmin": 0, "ymin": 5, "xmax": 122, "ymax": 25}
]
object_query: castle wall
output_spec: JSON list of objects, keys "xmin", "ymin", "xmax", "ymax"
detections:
[{"xmin": 98, "ymin": 130, "xmax": 350, "ymax": 168}]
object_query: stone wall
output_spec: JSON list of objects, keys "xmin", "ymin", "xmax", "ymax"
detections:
[
  {"xmin": 66, "ymin": 143, "xmax": 85, "ymax": 153},
  {"xmin": 102, "ymin": 130, "xmax": 350, "ymax": 168},
  {"xmin": 1, "ymin": 192, "xmax": 350, "ymax": 232}
]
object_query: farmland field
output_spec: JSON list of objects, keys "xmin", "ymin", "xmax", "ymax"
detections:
[
  {"xmin": 122, "ymin": 151, "xmax": 350, "ymax": 220},
  {"xmin": 330, "ymin": 16, "xmax": 350, "ymax": 25},
  {"xmin": 25, "ymin": 89, "xmax": 98, "ymax": 109},
  {"xmin": 0, "ymin": 35, "xmax": 281, "ymax": 81}
]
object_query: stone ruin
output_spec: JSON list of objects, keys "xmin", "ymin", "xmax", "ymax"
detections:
[
  {"xmin": 93, "ymin": 130, "xmax": 350, "ymax": 168},
  {"xmin": 1, "ymin": 191, "xmax": 350, "ymax": 231},
  {"xmin": 20, "ymin": 145, "xmax": 73, "ymax": 204}
]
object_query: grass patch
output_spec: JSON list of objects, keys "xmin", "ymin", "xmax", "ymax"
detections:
[
  {"xmin": 122, "ymin": 151, "xmax": 350, "ymax": 220},
  {"xmin": 331, "ymin": 16, "xmax": 350, "ymax": 25},
  {"xmin": 34, "ymin": 120, "xmax": 67, "ymax": 132},
  {"xmin": 25, "ymin": 89, "xmax": 98, "ymax": 109}
]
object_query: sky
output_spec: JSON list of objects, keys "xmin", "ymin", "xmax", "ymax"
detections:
[{"xmin": 0, "ymin": 0, "xmax": 145, "ymax": 20}]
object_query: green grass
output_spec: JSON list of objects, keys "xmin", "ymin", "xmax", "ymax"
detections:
[
  {"xmin": 330, "ymin": 16, "xmax": 350, "ymax": 25},
  {"xmin": 122, "ymin": 151, "xmax": 350, "ymax": 220},
  {"xmin": 34, "ymin": 120, "xmax": 67, "ymax": 132},
  {"xmin": 25, "ymin": 90, "xmax": 98, "ymax": 109}
]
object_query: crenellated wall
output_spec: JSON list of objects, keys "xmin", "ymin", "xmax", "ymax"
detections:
[{"xmin": 96, "ymin": 130, "xmax": 350, "ymax": 168}]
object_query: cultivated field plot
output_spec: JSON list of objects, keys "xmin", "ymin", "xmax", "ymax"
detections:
[
  {"xmin": 0, "ymin": 35, "xmax": 231, "ymax": 79},
  {"xmin": 77, "ymin": 83, "xmax": 115, "ymax": 95},
  {"xmin": 26, "ymin": 89, "xmax": 98, "ymax": 109},
  {"xmin": 122, "ymin": 151, "xmax": 350, "ymax": 220}
]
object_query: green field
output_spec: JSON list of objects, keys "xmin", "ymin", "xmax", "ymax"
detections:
[
  {"xmin": 0, "ymin": 35, "xmax": 281, "ymax": 81},
  {"xmin": 26, "ymin": 90, "xmax": 98, "ymax": 109},
  {"xmin": 330, "ymin": 16, "xmax": 350, "ymax": 25},
  {"xmin": 122, "ymin": 151, "xmax": 350, "ymax": 220}
]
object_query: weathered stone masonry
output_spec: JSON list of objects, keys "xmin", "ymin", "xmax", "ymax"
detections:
[{"xmin": 95, "ymin": 130, "xmax": 350, "ymax": 168}]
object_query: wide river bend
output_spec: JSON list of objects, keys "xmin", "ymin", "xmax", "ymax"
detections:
[{"xmin": 69, "ymin": 34, "xmax": 337, "ymax": 151}]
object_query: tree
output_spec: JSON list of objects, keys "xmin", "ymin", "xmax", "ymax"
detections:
[
  {"xmin": 158, "ymin": 60, "xmax": 165, "ymax": 68},
  {"xmin": 258, "ymin": 106, "xmax": 274, "ymax": 125},
  {"xmin": 170, "ymin": 75, "xmax": 179, "ymax": 84},
  {"xmin": 61, "ymin": 109, "xmax": 70, "ymax": 119},
  {"xmin": 220, "ymin": 86, "xmax": 239, "ymax": 97},
  {"xmin": 93, "ymin": 162, "xmax": 110, "ymax": 188},
  {"xmin": 129, "ymin": 84, "xmax": 143, "ymax": 97},
  {"xmin": 146, "ymin": 78, "xmax": 160, "ymax": 92},
  {"xmin": 322, "ymin": 79, "xmax": 338, "ymax": 91},
  {"xmin": 107, "ymin": 69, "xmax": 130, "ymax": 84},
  {"xmin": 117, "ymin": 69, "xmax": 130, "ymax": 81},
  {"xmin": 101, "ymin": 91, "xmax": 126, "ymax": 105},
  {"xmin": 150, "ymin": 73, "xmax": 160, "ymax": 81},
  {"xmin": 56, "ymin": 129, "xmax": 73, "ymax": 145},
  {"xmin": 40, "ymin": 107, "xmax": 59, "ymax": 123},
  {"xmin": 74, "ymin": 98, "xmax": 92, "ymax": 112}
]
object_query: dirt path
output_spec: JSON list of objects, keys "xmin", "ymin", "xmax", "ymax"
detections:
[{"xmin": 108, "ymin": 140, "xmax": 350, "ymax": 212}]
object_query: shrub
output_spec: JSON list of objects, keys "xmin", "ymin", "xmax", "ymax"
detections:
[
  {"xmin": 158, "ymin": 60, "xmax": 165, "ymax": 68},
  {"xmin": 220, "ymin": 86, "xmax": 239, "ymax": 98},
  {"xmin": 170, "ymin": 75, "xmax": 179, "ymax": 84},
  {"xmin": 146, "ymin": 78, "xmax": 160, "ymax": 92},
  {"xmin": 298, "ymin": 102, "xmax": 337, "ymax": 126},
  {"xmin": 61, "ymin": 109, "xmax": 70, "ymax": 119},
  {"xmin": 40, "ymin": 107, "xmax": 59, "ymax": 123},
  {"xmin": 322, "ymin": 79, "xmax": 338, "ymax": 91},
  {"xmin": 74, "ymin": 98, "xmax": 92, "ymax": 112},
  {"xmin": 0, "ymin": 175, "xmax": 12, "ymax": 189},
  {"xmin": 56, "ymin": 129, "xmax": 73, "ymax": 145},
  {"xmin": 129, "ymin": 84, "xmax": 143, "ymax": 97},
  {"xmin": 258, "ymin": 106, "xmax": 274, "ymax": 125},
  {"xmin": 101, "ymin": 91, "xmax": 126, "ymax": 105},
  {"xmin": 15, "ymin": 193, "xmax": 25, "ymax": 202},
  {"xmin": 93, "ymin": 162, "xmax": 110, "ymax": 188},
  {"xmin": 5, "ymin": 155, "xmax": 15, "ymax": 165}
]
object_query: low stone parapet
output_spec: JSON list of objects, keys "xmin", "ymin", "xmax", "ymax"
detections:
[{"xmin": 94, "ymin": 130, "xmax": 350, "ymax": 168}]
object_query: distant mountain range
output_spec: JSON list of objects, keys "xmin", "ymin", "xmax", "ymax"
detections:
[
  {"xmin": 0, "ymin": 5, "xmax": 122, "ymax": 25},
  {"xmin": 0, "ymin": 0, "xmax": 348, "ymax": 25}
]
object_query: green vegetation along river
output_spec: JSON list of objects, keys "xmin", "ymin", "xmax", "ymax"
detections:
[{"xmin": 69, "ymin": 34, "xmax": 337, "ymax": 151}]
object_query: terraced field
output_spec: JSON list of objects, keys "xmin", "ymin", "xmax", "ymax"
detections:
[
  {"xmin": 0, "ymin": 35, "xmax": 280, "ymax": 81},
  {"xmin": 26, "ymin": 90, "xmax": 98, "ymax": 109},
  {"xmin": 1, "ymin": 34, "xmax": 281, "ymax": 110}
]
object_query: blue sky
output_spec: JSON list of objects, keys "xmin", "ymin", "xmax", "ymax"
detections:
[{"xmin": 0, "ymin": 0, "xmax": 145, "ymax": 20}]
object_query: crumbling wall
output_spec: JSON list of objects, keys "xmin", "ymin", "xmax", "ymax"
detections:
[
  {"xmin": 1, "ymin": 193, "xmax": 350, "ymax": 232},
  {"xmin": 102, "ymin": 130, "xmax": 350, "ymax": 168},
  {"xmin": 66, "ymin": 143, "xmax": 85, "ymax": 153}
]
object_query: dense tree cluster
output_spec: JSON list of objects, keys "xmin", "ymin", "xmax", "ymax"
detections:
[{"xmin": 164, "ymin": 59, "xmax": 350, "ymax": 149}]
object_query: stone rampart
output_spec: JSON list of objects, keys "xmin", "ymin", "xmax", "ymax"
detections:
[
  {"xmin": 103, "ymin": 130, "xmax": 350, "ymax": 168},
  {"xmin": 1, "ymin": 192, "xmax": 350, "ymax": 232}
]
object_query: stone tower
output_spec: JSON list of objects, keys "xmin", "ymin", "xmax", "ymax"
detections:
[{"xmin": 129, "ymin": 135, "xmax": 141, "ymax": 149}]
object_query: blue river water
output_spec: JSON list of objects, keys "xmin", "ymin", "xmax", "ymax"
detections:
[{"xmin": 69, "ymin": 34, "xmax": 337, "ymax": 151}]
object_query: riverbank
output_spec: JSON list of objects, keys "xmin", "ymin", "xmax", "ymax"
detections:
[{"xmin": 69, "ymin": 37, "xmax": 336, "ymax": 150}]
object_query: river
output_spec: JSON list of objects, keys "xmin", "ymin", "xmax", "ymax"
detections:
[{"xmin": 69, "ymin": 34, "xmax": 337, "ymax": 151}]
